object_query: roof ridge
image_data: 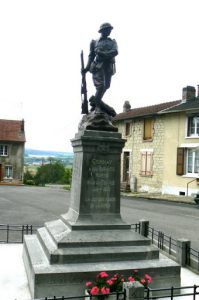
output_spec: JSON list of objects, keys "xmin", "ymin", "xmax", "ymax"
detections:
[
  {"xmin": 129, "ymin": 99, "xmax": 181, "ymax": 111},
  {"xmin": 114, "ymin": 99, "xmax": 182, "ymax": 121}
]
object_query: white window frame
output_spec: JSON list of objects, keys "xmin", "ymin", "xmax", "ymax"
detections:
[
  {"xmin": 185, "ymin": 148, "xmax": 199, "ymax": 176},
  {"xmin": 0, "ymin": 145, "xmax": 8, "ymax": 156},
  {"xmin": 186, "ymin": 115, "xmax": 199, "ymax": 138},
  {"xmin": 5, "ymin": 165, "xmax": 13, "ymax": 178}
]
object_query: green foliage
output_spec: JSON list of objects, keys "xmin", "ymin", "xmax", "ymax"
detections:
[
  {"xmin": 24, "ymin": 161, "xmax": 72, "ymax": 186},
  {"xmin": 63, "ymin": 168, "xmax": 72, "ymax": 184},
  {"xmin": 34, "ymin": 162, "xmax": 72, "ymax": 186},
  {"xmin": 23, "ymin": 169, "xmax": 35, "ymax": 185}
]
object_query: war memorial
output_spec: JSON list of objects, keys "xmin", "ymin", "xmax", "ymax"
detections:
[{"xmin": 23, "ymin": 23, "xmax": 180, "ymax": 298}]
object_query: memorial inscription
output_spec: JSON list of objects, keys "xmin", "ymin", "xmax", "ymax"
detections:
[{"xmin": 85, "ymin": 157, "xmax": 116, "ymax": 213}]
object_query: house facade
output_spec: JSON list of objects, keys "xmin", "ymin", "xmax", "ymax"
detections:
[
  {"xmin": 0, "ymin": 119, "xmax": 26, "ymax": 184},
  {"xmin": 114, "ymin": 86, "xmax": 199, "ymax": 196}
]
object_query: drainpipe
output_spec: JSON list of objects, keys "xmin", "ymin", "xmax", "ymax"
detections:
[{"xmin": 186, "ymin": 178, "xmax": 197, "ymax": 196}]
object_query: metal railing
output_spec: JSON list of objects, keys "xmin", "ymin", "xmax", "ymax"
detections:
[
  {"xmin": 32, "ymin": 285, "xmax": 199, "ymax": 300},
  {"xmin": 1, "ymin": 221, "xmax": 199, "ymax": 272},
  {"xmin": 34, "ymin": 290, "xmax": 126, "ymax": 300},
  {"xmin": 131, "ymin": 222, "xmax": 140, "ymax": 233},
  {"xmin": 187, "ymin": 246, "xmax": 199, "ymax": 272},
  {"xmin": 145, "ymin": 285, "xmax": 199, "ymax": 300},
  {"xmin": 0, "ymin": 223, "xmax": 39, "ymax": 243},
  {"xmin": 148, "ymin": 226, "xmax": 178, "ymax": 255},
  {"xmin": 147, "ymin": 225, "xmax": 199, "ymax": 272}
]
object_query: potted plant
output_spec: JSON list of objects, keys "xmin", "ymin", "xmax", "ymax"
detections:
[{"xmin": 85, "ymin": 270, "xmax": 152, "ymax": 299}]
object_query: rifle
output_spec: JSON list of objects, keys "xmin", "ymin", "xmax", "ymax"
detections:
[{"xmin": 80, "ymin": 50, "xmax": 88, "ymax": 114}]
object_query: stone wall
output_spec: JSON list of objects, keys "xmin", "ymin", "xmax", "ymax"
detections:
[
  {"xmin": 117, "ymin": 117, "xmax": 166, "ymax": 193},
  {"xmin": 0, "ymin": 142, "xmax": 24, "ymax": 183}
]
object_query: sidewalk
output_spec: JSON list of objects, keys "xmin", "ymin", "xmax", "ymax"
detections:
[
  {"xmin": 122, "ymin": 192, "xmax": 196, "ymax": 205},
  {"xmin": 0, "ymin": 244, "xmax": 199, "ymax": 300}
]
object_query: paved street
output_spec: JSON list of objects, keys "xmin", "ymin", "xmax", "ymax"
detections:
[{"xmin": 0, "ymin": 186, "xmax": 198, "ymax": 250}]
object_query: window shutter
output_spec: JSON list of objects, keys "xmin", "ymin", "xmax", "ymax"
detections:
[
  {"xmin": 143, "ymin": 119, "xmax": 154, "ymax": 140},
  {"xmin": 176, "ymin": 148, "xmax": 184, "ymax": 175},
  {"xmin": 146, "ymin": 152, "xmax": 153, "ymax": 176},
  {"xmin": 140, "ymin": 152, "xmax": 147, "ymax": 175},
  {"xmin": 140, "ymin": 151, "xmax": 153, "ymax": 176}
]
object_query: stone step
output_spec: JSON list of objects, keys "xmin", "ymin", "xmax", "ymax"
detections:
[
  {"xmin": 37, "ymin": 227, "xmax": 159, "ymax": 264},
  {"xmin": 23, "ymin": 234, "xmax": 180, "ymax": 299},
  {"xmin": 44, "ymin": 219, "xmax": 151, "ymax": 248}
]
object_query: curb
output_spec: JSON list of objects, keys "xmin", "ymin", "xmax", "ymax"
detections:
[{"xmin": 121, "ymin": 192, "xmax": 197, "ymax": 205}]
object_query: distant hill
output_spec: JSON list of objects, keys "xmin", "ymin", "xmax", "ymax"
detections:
[
  {"xmin": 24, "ymin": 148, "xmax": 73, "ymax": 167},
  {"xmin": 25, "ymin": 148, "xmax": 73, "ymax": 157}
]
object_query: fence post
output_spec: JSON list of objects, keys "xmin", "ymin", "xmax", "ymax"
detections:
[
  {"xmin": 139, "ymin": 220, "xmax": 149, "ymax": 237},
  {"xmin": 123, "ymin": 282, "xmax": 145, "ymax": 300},
  {"xmin": 176, "ymin": 239, "xmax": 191, "ymax": 267}
]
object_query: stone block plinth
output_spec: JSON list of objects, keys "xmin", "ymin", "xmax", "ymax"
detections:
[{"xmin": 23, "ymin": 130, "xmax": 181, "ymax": 299}]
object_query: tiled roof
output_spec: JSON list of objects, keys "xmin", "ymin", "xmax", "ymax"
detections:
[
  {"xmin": 114, "ymin": 100, "xmax": 181, "ymax": 121},
  {"xmin": 160, "ymin": 98, "xmax": 199, "ymax": 114},
  {"xmin": 0, "ymin": 119, "xmax": 26, "ymax": 142}
]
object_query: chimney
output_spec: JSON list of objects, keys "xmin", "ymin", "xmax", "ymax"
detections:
[
  {"xmin": 123, "ymin": 101, "xmax": 131, "ymax": 112},
  {"xmin": 182, "ymin": 86, "xmax": 196, "ymax": 101},
  {"xmin": 197, "ymin": 85, "xmax": 199, "ymax": 98},
  {"xmin": 21, "ymin": 119, "xmax": 25, "ymax": 132}
]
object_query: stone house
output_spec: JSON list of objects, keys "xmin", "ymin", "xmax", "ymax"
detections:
[
  {"xmin": 0, "ymin": 119, "xmax": 26, "ymax": 184},
  {"xmin": 114, "ymin": 86, "xmax": 199, "ymax": 196}
]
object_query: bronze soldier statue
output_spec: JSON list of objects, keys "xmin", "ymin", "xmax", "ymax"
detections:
[{"xmin": 82, "ymin": 23, "xmax": 118, "ymax": 116}]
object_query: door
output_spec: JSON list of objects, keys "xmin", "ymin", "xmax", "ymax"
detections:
[
  {"xmin": 123, "ymin": 152, "xmax": 130, "ymax": 183},
  {"xmin": 0, "ymin": 164, "xmax": 2, "ymax": 181}
]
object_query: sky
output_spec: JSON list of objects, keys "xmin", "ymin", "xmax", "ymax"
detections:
[{"xmin": 0, "ymin": 0, "xmax": 199, "ymax": 152}]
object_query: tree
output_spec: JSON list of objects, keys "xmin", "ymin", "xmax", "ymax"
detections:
[
  {"xmin": 23, "ymin": 169, "xmax": 35, "ymax": 185},
  {"xmin": 34, "ymin": 162, "xmax": 71, "ymax": 186}
]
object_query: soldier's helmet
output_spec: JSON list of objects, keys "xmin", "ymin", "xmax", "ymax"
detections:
[{"xmin": 98, "ymin": 23, "xmax": 113, "ymax": 33}]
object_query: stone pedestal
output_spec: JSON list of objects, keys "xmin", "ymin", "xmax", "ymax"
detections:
[
  {"xmin": 63, "ymin": 130, "xmax": 128, "ymax": 229},
  {"xmin": 23, "ymin": 130, "xmax": 180, "ymax": 299}
]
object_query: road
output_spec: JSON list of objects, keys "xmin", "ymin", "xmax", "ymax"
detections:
[{"xmin": 0, "ymin": 186, "xmax": 198, "ymax": 250}]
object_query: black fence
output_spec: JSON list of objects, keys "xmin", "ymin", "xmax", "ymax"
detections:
[
  {"xmin": 34, "ymin": 290, "xmax": 126, "ymax": 300},
  {"xmin": 147, "ymin": 225, "xmax": 199, "ymax": 272},
  {"xmin": 131, "ymin": 222, "xmax": 140, "ymax": 233},
  {"xmin": 148, "ymin": 226, "xmax": 178, "ymax": 256},
  {"xmin": 145, "ymin": 285, "xmax": 199, "ymax": 300},
  {"xmin": 1, "ymin": 221, "xmax": 199, "ymax": 272},
  {"xmin": 32, "ymin": 286, "xmax": 199, "ymax": 300},
  {"xmin": 0, "ymin": 223, "xmax": 39, "ymax": 243}
]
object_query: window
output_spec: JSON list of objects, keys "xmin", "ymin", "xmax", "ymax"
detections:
[
  {"xmin": 125, "ymin": 122, "xmax": 131, "ymax": 136},
  {"xmin": 186, "ymin": 149, "xmax": 199, "ymax": 174},
  {"xmin": 187, "ymin": 115, "xmax": 199, "ymax": 137},
  {"xmin": 0, "ymin": 145, "xmax": 8, "ymax": 156},
  {"xmin": 176, "ymin": 147, "xmax": 199, "ymax": 176},
  {"xmin": 5, "ymin": 166, "xmax": 13, "ymax": 178},
  {"xmin": 140, "ymin": 151, "xmax": 153, "ymax": 176},
  {"xmin": 143, "ymin": 119, "xmax": 154, "ymax": 140}
]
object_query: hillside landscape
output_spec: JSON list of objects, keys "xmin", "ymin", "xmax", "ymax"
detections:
[{"xmin": 24, "ymin": 148, "xmax": 73, "ymax": 167}]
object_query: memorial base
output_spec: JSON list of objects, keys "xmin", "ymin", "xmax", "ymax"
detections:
[{"xmin": 23, "ymin": 130, "xmax": 180, "ymax": 298}]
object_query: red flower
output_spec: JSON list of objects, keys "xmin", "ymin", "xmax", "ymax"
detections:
[
  {"xmin": 99, "ymin": 271, "xmax": 109, "ymax": 278},
  {"xmin": 140, "ymin": 279, "xmax": 146, "ymax": 285},
  {"xmin": 128, "ymin": 276, "xmax": 135, "ymax": 282},
  {"xmin": 86, "ymin": 281, "xmax": 92, "ymax": 287},
  {"xmin": 106, "ymin": 279, "xmax": 113, "ymax": 285},
  {"xmin": 111, "ymin": 277, "xmax": 117, "ymax": 281},
  {"xmin": 91, "ymin": 286, "xmax": 100, "ymax": 295},
  {"xmin": 101, "ymin": 287, "xmax": 110, "ymax": 294},
  {"xmin": 145, "ymin": 274, "xmax": 152, "ymax": 283}
]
